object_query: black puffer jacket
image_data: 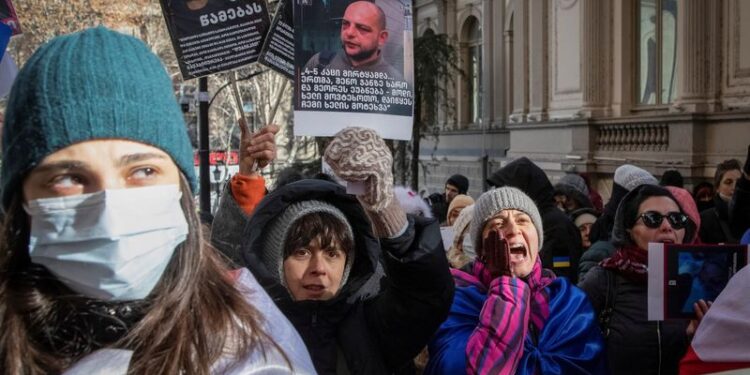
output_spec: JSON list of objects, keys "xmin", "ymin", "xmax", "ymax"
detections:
[
  {"xmin": 579, "ymin": 266, "xmax": 689, "ymax": 375},
  {"xmin": 213, "ymin": 179, "xmax": 454, "ymax": 375},
  {"xmin": 487, "ymin": 157, "xmax": 583, "ymax": 283}
]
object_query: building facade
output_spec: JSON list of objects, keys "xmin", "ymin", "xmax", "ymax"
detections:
[{"xmin": 415, "ymin": 0, "xmax": 750, "ymax": 199}]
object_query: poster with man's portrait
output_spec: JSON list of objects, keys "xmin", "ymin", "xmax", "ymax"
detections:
[
  {"xmin": 0, "ymin": 0, "xmax": 21, "ymax": 35},
  {"xmin": 293, "ymin": 0, "xmax": 414, "ymax": 140},
  {"xmin": 159, "ymin": 0, "xmax": 271, "ymax": 79}
]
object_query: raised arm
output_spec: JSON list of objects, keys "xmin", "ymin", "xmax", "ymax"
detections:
[
  {"xmin": 324, "ymin": 127, "xmax": 454, "ymax": 370},
  {"xmin": 211, "ymin": 122, "xmax": 278, "ymax": 266}
]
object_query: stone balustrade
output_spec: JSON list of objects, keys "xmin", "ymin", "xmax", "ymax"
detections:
[{"xmin": 596, "ymin": 123, "xmax": 669, "ymax": 152}]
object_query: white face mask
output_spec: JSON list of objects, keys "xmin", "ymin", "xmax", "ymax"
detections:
[{"xmin": 24, "ymin": 184, "xmax": 189, "ymax": 301}]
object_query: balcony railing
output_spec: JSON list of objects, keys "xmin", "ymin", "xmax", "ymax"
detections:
[{"xmin": 596, "ymin": 123, "xmax": 669, "ymax": 152}]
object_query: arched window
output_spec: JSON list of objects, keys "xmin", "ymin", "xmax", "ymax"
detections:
[{"xmin": 461, "ymin": 16, "xmax": 482, "ymax": 127}]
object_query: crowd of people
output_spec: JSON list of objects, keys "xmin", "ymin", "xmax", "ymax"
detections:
[{"xmin": 1, "ymin": 26, "xmax": 749, "ymax": 374}]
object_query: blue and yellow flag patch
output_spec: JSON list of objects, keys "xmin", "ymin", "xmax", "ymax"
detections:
[{"xmin": 553, "ymin": 256, "xmax": 571, "ymax": 268}]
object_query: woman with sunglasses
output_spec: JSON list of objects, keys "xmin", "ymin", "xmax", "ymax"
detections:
[{"xmin": 579, "ymin": 184, "xmax": 709, "ymax": 375}]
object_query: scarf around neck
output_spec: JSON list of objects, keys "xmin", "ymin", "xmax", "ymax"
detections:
[
  {"xmin": 453, "ymin": 258, "xmax": 555, "ymax": 331},
  {"xmin": 600, "ymin": 244, "xmax": 648, "ymax": 283}
]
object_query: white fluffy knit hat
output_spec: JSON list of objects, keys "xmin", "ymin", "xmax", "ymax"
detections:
[{"xmin": 614, "ymin": 164, "xmax": 658, "ymax": 191}]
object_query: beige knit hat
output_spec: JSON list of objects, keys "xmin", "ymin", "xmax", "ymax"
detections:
[{"xmin": 447, "ymin": 194, "xmax": 475, "ymax": 225}]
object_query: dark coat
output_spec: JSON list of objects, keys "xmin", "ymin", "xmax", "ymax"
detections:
[
  {"xmin": 700, "ymin": 195, "xmax": 735, "ymax": 244},
  {"xmin": 579, "ymin": 266, "xmax": 689, "ymax": 375},
  {"xmin": 700, "ymin": 176, "xmax": 750, "ymax": 244},
  {"xmin": 730, "ymin": 176, "xmax": 750, "ymax": 238},
  {"xmin": 579, "ymin": 185, "xmax": 692, "ymax": 374},
  {"xmin": 577, "ymin": 240, "xmax": 616, "ymax": 283},
  {"xmin": 487, "ymin": 157, "xmax": 584, "ymax": 283},
  {"xmin": 213, "ymin": 179, "xmax": 454, "ymax": 375}
]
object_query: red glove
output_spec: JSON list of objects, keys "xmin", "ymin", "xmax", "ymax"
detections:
[{"xmin": 480, "ymin": 229, "xmax": 512, "ymax": 279}]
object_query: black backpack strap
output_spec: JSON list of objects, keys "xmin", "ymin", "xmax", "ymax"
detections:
[{"xmin": 599, "ymin": 269, "xmax": 617, "ymax": 338}]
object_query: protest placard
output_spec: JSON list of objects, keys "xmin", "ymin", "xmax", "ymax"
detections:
[
  {"xmin": 293, "ymin": 0, "xmax": 414, "ymax": 140},
  {"xmin": 648, "ymin": 243, "xmax": 750, "ymax": 320},
  {"xmin": 258, "ymin": 0, "xmax": 294, "ymax": 79},
  {"xmin": 0, "ymin": 0, "xmax": 21, "ymax": 35},
  {"xmin": 159, "ymin": 0, "xmax": 271, "ymax": 79}
]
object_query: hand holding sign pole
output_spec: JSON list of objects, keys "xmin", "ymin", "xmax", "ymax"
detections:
[
  {"xmin": 229, "ymin": 72, "xmax": 257, "ymax": 173},
  {"xmin": 229, "ymin": 70, "xmax": 284, "ymax": 176}
]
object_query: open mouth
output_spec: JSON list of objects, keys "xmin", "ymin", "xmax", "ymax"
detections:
[
  {"xmin": 302, "ymin": 285, "xmax": 326, "ymax": 298},
  {"xmin": 508, "ymin": 243, "xmax": 527, "ymax": 263}
]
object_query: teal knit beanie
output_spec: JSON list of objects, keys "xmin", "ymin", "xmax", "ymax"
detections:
[{"xmin": 1, "ymin": 27, "xmax": 196, "ymax": 209}]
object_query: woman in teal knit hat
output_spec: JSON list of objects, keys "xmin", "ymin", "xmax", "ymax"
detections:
[{"xmin": 0, "ymin": 27, "xmax": 315, "ymax": 374}]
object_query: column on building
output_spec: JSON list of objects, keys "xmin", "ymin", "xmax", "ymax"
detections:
[
  {"xmin": 509, "ymin": 0, "xmax": 529, "ymax": 123},
  {"xmin": 527, "ymin": 0, "xmax": 548, "ymax": 122},
  {"xmin": 492, "ymin": 1, "xmax": 506, "ymax": 128},
  {"xmin": 610, "ymin": 0, "xmax": 635, "ymax": 116},
  {"xmin": 480, "ymin": 0, "xmax": 494, "ymax": 127},
  {"xmin": 580, "ymin": 0, "xmax": 611, "ymax": 117},
  {"xmin": 674, "ymin": 0, "xmax": 721, "ymax": 112},
  {"xmin": 435, "ymin": 0, "xmax": 457, "ymax": 127}
]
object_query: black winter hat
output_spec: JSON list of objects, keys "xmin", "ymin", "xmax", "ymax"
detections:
[
  {"xmin": 660, "ymin": 170, "xmax": 684, "ymax": 188},
  {"xmin": 446, "ymin": 174, "xmax": 469, "ymax": 194}
]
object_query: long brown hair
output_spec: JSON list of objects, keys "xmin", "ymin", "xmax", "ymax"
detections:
[{"xmin": 0, "ymin": 176, "xmax": 289, "ymax": 374}]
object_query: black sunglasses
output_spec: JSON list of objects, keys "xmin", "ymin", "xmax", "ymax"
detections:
[{"xmin": 637, "ymin": 211, "xmax": 689, "ymax": 230}]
